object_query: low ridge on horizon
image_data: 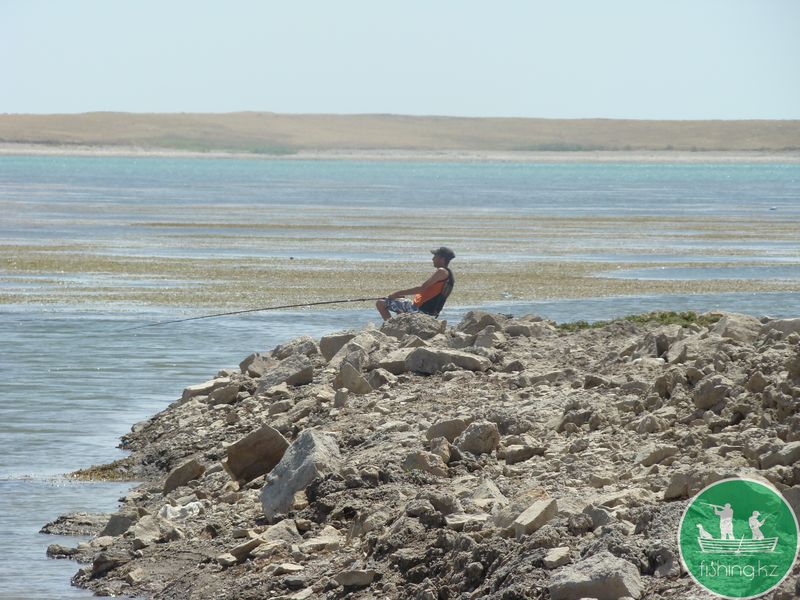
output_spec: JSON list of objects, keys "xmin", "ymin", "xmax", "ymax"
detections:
[
  {"xmin": 1, "ymin": 112, "xmax": 798, "ymax": 155},
  {"xmin": 8, "ymin": 110, "xmax": 800, "ymax": 121}
]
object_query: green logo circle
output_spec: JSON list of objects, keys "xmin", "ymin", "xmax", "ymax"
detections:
[{"xmin": 678, "ymin": 477, "xmax": 799, "ymax": 599}]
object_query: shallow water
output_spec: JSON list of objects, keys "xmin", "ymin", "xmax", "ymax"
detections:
[
  {"xmin": 1, "ymin": 157, "xmax": 799, "ymax": 598},
  {"xmin": 602, "ymin": 265, "xmax": 800, "ymax": 282},
  {"xmin": 0, "ymin": 307, "xmax": 374, "ymax": 478},
  {"xmin": 3, "ymin": 157, "xmax": 799, "ymax": 310},
  {"xmin": 490, "ymin": 291, "xmax": 800, "ymax": 322},
  {"xmin": 0, "ymin": 306, "xmax": 375, "ymax": 599},
  {"xmin": 0, "ymin": 479, "xmax": 131, "ymax": 600},
  {"xmin": 3, "ymin": 158, "xmax": 799, "ymax": 260},
  {"xmin": 3, "ymin": 292, "xmax": 800, "ymax": 598}
]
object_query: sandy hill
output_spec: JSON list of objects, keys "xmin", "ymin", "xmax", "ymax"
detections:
[{"xmin": 1, "ymin": 113, "xmax": 799, "ymax": 154}]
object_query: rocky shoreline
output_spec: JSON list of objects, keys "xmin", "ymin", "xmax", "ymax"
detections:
[{"xmin": 43, "ymin": 310, "xmax": 800, "ymax": 599}]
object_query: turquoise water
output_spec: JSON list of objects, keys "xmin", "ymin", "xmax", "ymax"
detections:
[
  {"xmin": 2, "ymin": 157, "xmax": 799, "ymax": 268},
  {"xmin": 1, "ymin": 157, "xmax": 799, "ymax": 598}
]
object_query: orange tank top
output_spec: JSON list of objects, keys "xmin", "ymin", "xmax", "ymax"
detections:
[{"xmin": 414, "ymin": 278, "xmax": 446, "ymax": 307}]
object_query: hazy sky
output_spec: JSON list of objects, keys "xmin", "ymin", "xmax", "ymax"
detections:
[{"xmin": 3, "ymin": 0, "xmax": 799, "ymax": 119}]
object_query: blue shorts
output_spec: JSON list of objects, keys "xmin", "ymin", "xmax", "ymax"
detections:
[{"xmin": 383, "ymin": 297, "xmax": 419, "ymax": 314}]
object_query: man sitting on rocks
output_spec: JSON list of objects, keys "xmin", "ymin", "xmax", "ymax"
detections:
[{"xmin": 376, "ymin": 247, "xmax": 455, "ymax": 320}]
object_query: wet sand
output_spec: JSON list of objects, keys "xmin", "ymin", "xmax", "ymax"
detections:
[{"xmin": 1, "ymin": 243, "xmax": 798, "ymax": 309}]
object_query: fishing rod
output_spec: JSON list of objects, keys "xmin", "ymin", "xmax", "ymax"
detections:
[{"xmin": 122, "ymin": 297, "xmax": 381, "ymax": 331}]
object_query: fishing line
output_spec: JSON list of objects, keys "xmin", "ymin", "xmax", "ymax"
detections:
[{"xmin": 120, "ymin": 297, "xmax": 381, "ymax": 332}]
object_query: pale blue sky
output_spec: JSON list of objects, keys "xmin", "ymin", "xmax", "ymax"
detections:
[{"xmin": 2, "ymin": 0, "xmax": 799, "ymax": 119}]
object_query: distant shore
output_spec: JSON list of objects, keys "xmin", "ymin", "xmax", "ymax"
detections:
[{"xmin": 2, "ymin": 143, "xmax": 800, "ymax": 163}]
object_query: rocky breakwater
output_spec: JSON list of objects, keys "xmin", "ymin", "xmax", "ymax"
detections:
[{"xmin": 42, "ymin": 311, "xmax": 800, "ymax": 599}]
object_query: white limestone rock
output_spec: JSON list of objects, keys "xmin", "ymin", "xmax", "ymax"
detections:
[{"xmin": 260, "ymin": 429, "xmax": 341, "ymax": 522}]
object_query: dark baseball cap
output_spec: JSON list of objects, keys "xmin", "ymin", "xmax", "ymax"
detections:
[{"xmin": 431, "ymin": 246, "xmax": 455, "ymax": 261}]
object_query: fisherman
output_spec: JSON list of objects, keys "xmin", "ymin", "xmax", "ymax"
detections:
[
  {"xmin": 376, "ymin": 247, "xmax": 455, "ymax": 320},
  {"xmin": 749, "ymin": 511, "xmax": 766, "ymax": 540},
  {"xmin": 714, "ymin": 503, "xmax": 735, "ymax": 540}
]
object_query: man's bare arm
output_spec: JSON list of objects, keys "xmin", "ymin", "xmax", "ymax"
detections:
[{"xmin": 388, "ymin": 268, "xmax": 449, "ymax": 299}]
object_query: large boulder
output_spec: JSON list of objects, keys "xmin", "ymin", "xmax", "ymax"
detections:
[
  {"xmin": 366, "ymin": 368, "xmax": 397, "ymax": 390},
  {"xmin": 635, "ymin": 444, "xmax": 678, "ymax": 467},
  {"xmin": 783, "ymin": 486, "xmax": 800, "ymax": 520},
  {"xmin": 260, "ymin": 429, "xmax": 341, "ymax": 522},
  {"xmin": 181, "ymin": 377, "xmax": 230, "ymax": 402},
  {"xmin": 335, "ymin": 344, "xmax": 370, "ymax": 372},
  {"xmin": 378, "ymin": 348, "xmax": 414, "ymax": 374},
  {"xmin": 99, "ymin": 510, "xmax": 139, "ymax": 537},
  {"xmin": 663, "ymin": 467, "xmax": 744, "ymax": 500},
  {"xmin": 469, "ymin": 479, "xmax": 509, "ymax": 510},
  {"xmin": 760, "ymin": 441, "xmax": 800, "ymax": 469},
  {"xmin": 665, "ymin": 334, "xmax": 721, "ymax": 364},
  {"xmin": 489, "ymin": 487, "xmax": 550, "ymax": 531},
  {"xmin": 693, "ymin": 374, "xmax": 732, "ymax": 410},
  {"xmin": 207, "ymin": 382, "xmax": 240, "ymax": 406},
  {"xmin": 163, "ymin": 459, "xmax": 205, "ymax": 494},
  {"xmin": 426, "ymin": 418, "xmax": 468, "ymax": 442},
  {"xmin": 474, "ymin": 326, "xmax": 506, "ymax": 348},
  {"xmin": 403, "ymin": 451, "xmax": 448, "ymax": 478},
  {"xmin": 131, "ymin": 515, "xmax": 183, "ymax": 549},
  {"xmin": 761, "ymin": 318, "xmax": 800, "ymax": 337},
  {"xmin": 333, "ymin": 362, "xmax": 372, "ymax": 395},
  {"xmin": 503, "ymin": 316, "xmax": 552, "ymax": 338},
  {"xmin": 256, "ymin": 355, "xmax": 314, "ymax": 394},
  {"xmin": 335, "ymin": 570, "xmax": 376, "ymax": 588},
  {"xmin": 711, "ymin": 313, "xmax": 762, "ymax": 343},
  {"xmin": 513, "ymin": 498, "xmax": 557, "ymax": 538},
  {"xmin": 457, "ymin": 311, "xmax": 509, "ymax": 335},
  {"xmin": 262, "ymin": 519, "xmax": 302, "ymax": 544},
  {"xmin": 633, "ymin": 324, "xmax": 684, "ymax": 358},
  {"xmin": 319, "ymin": 331, "xmax": 357, "ymax": 362},
  {"xmin": 272, "ymin": 335, "xmax": 319, "ymax": 360},
  {"xmin": 788, "ymin": 349, "xmax": 800, "ymax": 380},
  {"xmin": 456, "ymin": 421, "xmax": 500, "ymax": 455},
  {"xmin": 405, "ymin": 347, "xmax": 491, "ymax": 374},
  {"xmin": 549, "ymin": 550, "xmax": 644, "ymax": 600},
  {"xmin": 651, "ymin": 368, "xmax": 686, "ymax": 399},
  {"xmin": 327, "ymin": 332, "xmax": 386, "ymax": 369},
  {"xmin": 224, "ymin": 424, "xmax": 289, "ymax": 483},
  {"xmin": 381, "ymin": 313, "xmax": 445, "ymax": 340},
  {"xmin": 239, "ymin": 352, "xmax": 277, "ymax": 378}
]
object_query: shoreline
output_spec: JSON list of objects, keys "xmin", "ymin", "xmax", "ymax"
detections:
[
  {"xmin": 42, "ymin": 309, "xmax": 800, "ymax": 598},
  {"xmin": 2, "ymin": 258, "xmax": 799, "ymax": 309},
  {"xmin": 2, "ymin": 143, "xmax": 800, "ymax": 163}
]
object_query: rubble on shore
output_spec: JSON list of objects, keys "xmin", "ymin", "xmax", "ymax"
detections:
[{"xmin": 43, "ymin": 310, "xmax": 800, "ymax": 599}]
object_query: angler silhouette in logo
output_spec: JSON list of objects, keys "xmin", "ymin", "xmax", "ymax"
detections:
[
  {"xmin": 678, "ymin": 478, "xmax": 799, "ymax": 599},
  {"xmin": 697, "ymin": 501, "xmax": 778, "ymax": 554}
]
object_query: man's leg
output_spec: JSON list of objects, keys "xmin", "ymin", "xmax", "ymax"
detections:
[{"xmin": 376, "ymin": 298, "xmax": 391, "ymax": 321}]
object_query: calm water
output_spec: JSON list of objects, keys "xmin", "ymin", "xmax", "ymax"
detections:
[
  {"xmin": 2, "ymin": 157, "xmax": 799, "ymax": 267},
  {"xmin": 606, "ymin": 265, "xmax": 800, "ymax": 281},
  {"xmin": 1, "ymin": 157, "xmax": 799, "ymax": 598}
]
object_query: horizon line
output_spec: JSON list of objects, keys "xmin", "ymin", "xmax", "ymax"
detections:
[{"xmin": 3, "ymin": 111, "xmax": 800, "ymax": 123}]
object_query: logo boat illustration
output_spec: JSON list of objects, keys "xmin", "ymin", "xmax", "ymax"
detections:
[
  {"xmin": 695, "ymin": 502, "xmax": 779, "ymax": 553},
  {"xmin": 698, "ymin": 536, "xmax": 779, "ymax": 554}
]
